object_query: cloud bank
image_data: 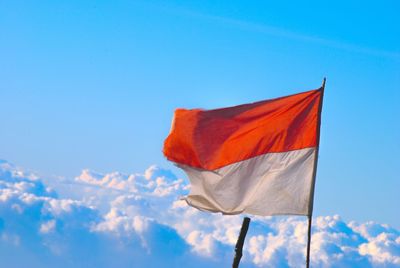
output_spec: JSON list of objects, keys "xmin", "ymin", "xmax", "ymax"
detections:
[{"xmin": 0, "ymin": 159, "xmax": 399, "ymax": 267}]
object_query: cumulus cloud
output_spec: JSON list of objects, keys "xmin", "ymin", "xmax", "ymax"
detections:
[{"xmin": 0, "ymin": 159, "xmax": 399, "ymax": 267}]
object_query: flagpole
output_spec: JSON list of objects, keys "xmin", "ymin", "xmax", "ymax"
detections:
[
  {"xmin": 306, "ymin": 78, "xmax": 326, "ymax": 268},
  {"xmin": 232, "ymin": 217, "xmax": 251, "ymax": 268},
  {"xmin": 306, "ymin": 215, "xmax": 312, "ymax": 268}
]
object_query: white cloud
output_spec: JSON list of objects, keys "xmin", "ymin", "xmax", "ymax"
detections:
[
  {"xmin": 40, "ymin": 219, "xmax": 56, "ymax": 234},
  {"xmin": 0, "ymin": 159, "xmax": 399, "ymax": 267}
]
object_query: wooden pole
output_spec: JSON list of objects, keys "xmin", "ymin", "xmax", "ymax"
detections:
[
  {"xmin": 306, "ymin": 78, "xmax": 326, "ymax": 268},
  {"xmin": 232, "ymin": 217, "xmax": 251, "ymax": 268}
]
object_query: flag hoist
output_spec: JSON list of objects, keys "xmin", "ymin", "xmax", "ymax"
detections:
[{"xmin": 163, "ymin": 79, "xmax": 326, "ymax": 268}]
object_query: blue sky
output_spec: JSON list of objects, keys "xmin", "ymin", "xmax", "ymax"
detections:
[{"xmin": 1, "ymin": 0, "xmax": 399, "ymax": 247}]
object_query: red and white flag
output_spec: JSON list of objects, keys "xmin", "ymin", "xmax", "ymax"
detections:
[{"xmin": 163, "ymin": 85, "xmax": 324, "ymax": 216}]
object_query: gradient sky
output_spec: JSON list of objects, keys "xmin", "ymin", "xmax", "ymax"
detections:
[{"xmin": 1, "ymin": 0, "xmax": 399, "ymax": 229}]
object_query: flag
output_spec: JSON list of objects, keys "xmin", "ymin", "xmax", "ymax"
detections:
[{"xmin": 163, "ymin": 85, "xmax": 324, "ymax": 216}]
